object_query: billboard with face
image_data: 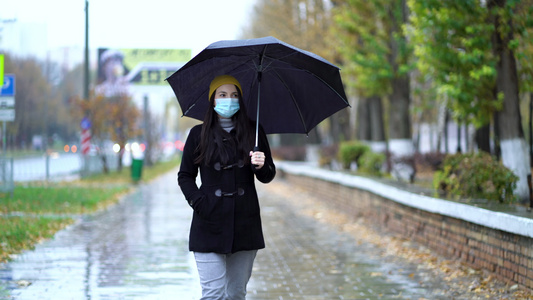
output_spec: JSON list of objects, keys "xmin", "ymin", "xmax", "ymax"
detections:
[{"xmin": 96, "ymin": 48, "xmax": 190, "ymax": 97}]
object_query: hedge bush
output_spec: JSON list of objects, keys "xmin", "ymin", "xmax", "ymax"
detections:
[
  {"xmin": 338, "ymin": 141, "xmax": 370, "ymax": 169},
  {"xmin": 433, "ymin": 152, "xmax": 518, "ymax": 203},
  {"xmin": 358, "ymin": 151, "xmax": 386, "ymax": 176}
]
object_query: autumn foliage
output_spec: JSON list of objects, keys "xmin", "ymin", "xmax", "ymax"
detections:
[{"xmin": 71, "ymin": 91, "xmax": 141, "ymax": 170}]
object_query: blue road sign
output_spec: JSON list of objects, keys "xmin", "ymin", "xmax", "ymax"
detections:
[
  {"xmin": 81, "ymin": 117, "xmax": 91, "ymax": 130},
  {"xmin": 0, "ymin": 74, "xmax": 15, "ymax": 96}
]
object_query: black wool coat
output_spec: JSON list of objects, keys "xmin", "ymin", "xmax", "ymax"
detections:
[{"xmin": 178, "ymin": 124, "xmax": 276, "ymax": 254}]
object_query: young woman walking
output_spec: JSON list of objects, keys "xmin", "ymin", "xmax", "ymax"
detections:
[{"xmin": 178, "ymin": 75, "xmax": 276, "ymax": 299}]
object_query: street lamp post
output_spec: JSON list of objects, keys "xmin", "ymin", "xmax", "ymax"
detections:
[
  {"xmin": 84, "ymin": 0, "xmax": 89, "ymax": 101},
  {"xmin": 82, "ymin": 0, "xmax": 90, "ymax": 177}
]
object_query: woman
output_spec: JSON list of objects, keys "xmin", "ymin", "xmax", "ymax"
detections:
[{"xmin": 178, "ymin": 75, "xmax": 276, "ymax": 299}]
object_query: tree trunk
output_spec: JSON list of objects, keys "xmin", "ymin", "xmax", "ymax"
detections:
[
  {"xmin": 444, "ymin": 111, "xmax": 449, "ymax": 153},
  {"xmin": 118, "ymin": 147, "xmax": 124, "ymax": 172},
  {"xmin": 493, "ymin": 111, "xmax": 501, "ymax": 159},
  {"xmin": 330, "ymin": 106, "xmax": 351, "ymax": 143},
  {"xmin": 475, "ymin": 123, "xmax": 491, "ymax": 154},
  {"xmin": 436, "ymin": 100, "xmax": 447, "ymax": 153},
  {"xmin": 387, "ymin": 0, "xmax": 413, "ymax": 159},
  {"xmin": 456, "ymin": 121, "xmax": 462, "ymax": 153},
  {"xmin": 328, "ymin": 114, "xmax": 341, "ymax": 144},
  {"xmin": 388, "ymin": 75, "xmax": 414, "ymax": 182},
  {"xmin": 530, "ymin": 92, "xmax": 533, "ymax": 167},
  {"xmin": 356, "ymin": 97, "xmax": 371, "ymax": 141},
  {"xmin": 388, "ymin": 75, "xmax": 413, "ymax": 157},
  {"xmin": 348, "ymin": 95, "xmax": 357, "ymax": 140},
  {"xmin": 100, "ymin": 154, "xmax": 109, "ymax": 174},
  {"xmin": 368, "ymin": 95, "xmax": 386, "ymax": 152},
  {"xmin": 491, "ymin": 0, "xmax": 530, "ymax": 202}
]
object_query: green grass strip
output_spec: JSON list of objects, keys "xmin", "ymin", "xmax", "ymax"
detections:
[
  {"xmin": 0, "ymin": 156, "xmax": 181, "ymax": 263},
  {"xmin": 0, "ymin": 216, "xmax": 74, "ymax": 263},
  {"xmin": 1, "ymin": 185, "xmax": 129, "ymax": 215}
]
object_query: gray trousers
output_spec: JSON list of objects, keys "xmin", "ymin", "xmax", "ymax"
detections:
[{"xmin": 194, "ymin": 250, "xmax": 258, "ymax": 300}]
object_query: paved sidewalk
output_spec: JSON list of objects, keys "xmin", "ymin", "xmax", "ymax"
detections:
[
  {"xmin": 0, "ymin": 169, "xmax": 519, "ymax": 299},
  {"xmin": 250, "ymin": 182, "xmax": 437, "ymax": 300}
]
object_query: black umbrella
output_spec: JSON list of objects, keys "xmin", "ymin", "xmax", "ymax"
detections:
[{"xmin": 166, "ymin": 36, "xmax": 349, "ymax": 148}]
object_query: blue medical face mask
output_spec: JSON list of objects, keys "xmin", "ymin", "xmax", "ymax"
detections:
[{"xmin": 214, "ymin": 98, "xmax": 240, "ymax": 118}]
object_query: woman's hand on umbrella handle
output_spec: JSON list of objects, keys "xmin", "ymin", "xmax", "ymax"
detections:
[{"xmin": 250, "ymin": 150, "xmax": 265, "ymax": 169}]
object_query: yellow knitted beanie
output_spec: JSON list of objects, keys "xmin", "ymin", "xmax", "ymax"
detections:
[{"xmin": 208, "ymin": 75, "xmax": 243, "ymax": 101}]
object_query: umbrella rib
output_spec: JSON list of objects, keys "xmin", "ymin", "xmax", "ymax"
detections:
[
  {"xmin": 310, "ymin": 70, "xmax": 350, "ymax": 106},
  {"xmin": 260, "ymin": 53, "xmax": 298, "ymax": 73},
  {"xmin": 271, "ymin": 69, "xmax": 309, "ymax": 135},
  {"xmin": 265, "ymin": 57, "xmax": 350, "ymax": 107},
  {"xmin": 182, "ymin": 103, "xmax": 196, "ymax": 117}
]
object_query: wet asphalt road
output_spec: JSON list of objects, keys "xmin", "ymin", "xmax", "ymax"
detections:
[{"xmin": 0, "ymin": 168, "xmax": 468, "ymax": 299}]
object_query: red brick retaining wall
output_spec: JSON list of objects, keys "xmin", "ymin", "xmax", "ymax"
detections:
[{"xmin": 279, "ymin": 168, "xmax": 533, "ymax": 290}]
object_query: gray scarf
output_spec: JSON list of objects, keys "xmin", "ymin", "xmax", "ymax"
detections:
[{"xmin": 219, "ymin": 117, "xmax": 235, "ymax": 133}]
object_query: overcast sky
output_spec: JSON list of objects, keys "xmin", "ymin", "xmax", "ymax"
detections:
[{"xmin": 0, "ymin": 0, "xmax": 257, "ymax": 56}]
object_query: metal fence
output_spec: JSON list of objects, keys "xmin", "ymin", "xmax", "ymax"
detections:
[
  {"xmin": 10, "ymin": 152, "xmax": 120, "ymax": 183},
  {"xmin": 82, "ymin": 153, "xmax": 121, "ymax": 178}
]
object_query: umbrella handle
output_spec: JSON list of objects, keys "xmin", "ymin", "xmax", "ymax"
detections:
[{"xmin": 252, "ymin": 146, "xmax": 260, "ymax": 169}]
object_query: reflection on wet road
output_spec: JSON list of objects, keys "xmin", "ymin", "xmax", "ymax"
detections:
[
  {"xmin": 1, "ymin": 169, "xmax": 443, "ymax": 299},
  {"xmin": 1, "ymin": 170, "xmax": 201, "ymax": 299}
]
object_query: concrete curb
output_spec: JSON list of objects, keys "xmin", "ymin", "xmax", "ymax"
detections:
[{"xmin": 276, "ymin": 161, "xmax": 533, "ymax": 239}]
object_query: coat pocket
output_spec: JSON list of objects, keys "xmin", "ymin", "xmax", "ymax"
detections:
[{"xmin": 193, "ymin": 192, "xmax": 224, "ymax": 221}]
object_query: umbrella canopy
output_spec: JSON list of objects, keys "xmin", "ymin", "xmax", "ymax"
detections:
[{"xmin": 166, "ymin": 36, "xmax": 349, "ymax": 138}]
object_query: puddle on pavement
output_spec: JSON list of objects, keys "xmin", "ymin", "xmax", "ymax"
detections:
[{"xmin": 0, "ymin": 176, "xmax": 202, "ymax": 300}]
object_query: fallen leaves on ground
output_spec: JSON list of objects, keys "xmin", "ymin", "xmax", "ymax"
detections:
[{"xmin": 264, "ymin": 179, "xmax": 532, "ymax": 299}]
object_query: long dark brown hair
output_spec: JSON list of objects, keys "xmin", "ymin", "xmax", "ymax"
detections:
[{"xmin": 194, "ymin": 87, "xmax": 255, "ymax": 166}]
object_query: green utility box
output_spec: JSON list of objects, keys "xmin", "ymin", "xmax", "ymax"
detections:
[{"xmin": 131, "ymin": 158, "xmax": 144, "ymax": 182}]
